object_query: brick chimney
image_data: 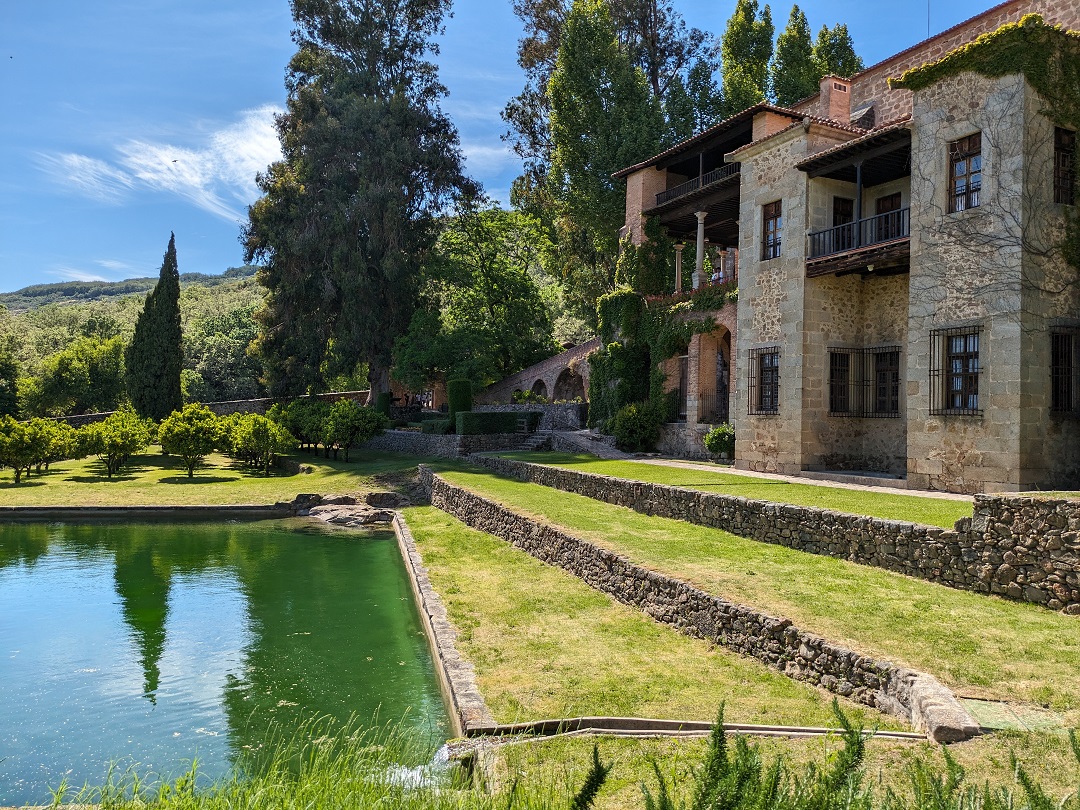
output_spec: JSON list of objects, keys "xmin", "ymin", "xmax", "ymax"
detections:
[{"xmin": 819, "ymin": 75, "xmax": 851, "ymax": 123}]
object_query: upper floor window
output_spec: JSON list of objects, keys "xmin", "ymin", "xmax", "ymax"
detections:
[
  {"xmin": 930, "ymin": 325, "xmax": 982, "ymax": 416},
  {"xmin": 762, "ymin": 200, "xmax": 782, "ymax": 260},
  {"xmin": 1055, "ymin": 127, "xmax": 1076, "ymax": 205},
  {"xmin": 949, "ymin": 133, "xmax": 982, "ymax": 213}
]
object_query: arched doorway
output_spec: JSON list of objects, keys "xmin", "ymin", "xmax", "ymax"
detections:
[
  {"xmin": 695, "ymin": 327, "xmax": 732, "ymax": 424},
  {"xmin": 531, "ymin": 379, "xmax": 548, "ymax": 400}
]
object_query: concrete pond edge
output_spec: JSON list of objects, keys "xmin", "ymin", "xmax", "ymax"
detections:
[{"xmin": 419, "ymin": 465, "xmax": 979, "ymax": 744}]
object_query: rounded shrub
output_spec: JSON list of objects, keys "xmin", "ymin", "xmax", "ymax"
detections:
[
  {"xmin": 703, "ymin": 422, "xmax": 736, "ymax": 458},
  {"xmin": 446, "ymin": 379, "xmax": 472, "ymax": 430},
  {"xmin": 608, "ymin": 400, "xmax": 663, "ymax": 452}
]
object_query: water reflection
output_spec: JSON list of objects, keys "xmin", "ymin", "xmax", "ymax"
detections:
[{"xmin": 0, "ymin": 520, "xmax": 448, "ymax": 806}]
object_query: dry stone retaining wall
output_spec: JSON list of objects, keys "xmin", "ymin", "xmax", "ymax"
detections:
[
  {"xmin": 419, "ymin": 467, "xmax": 978, "ymax": 743},
  {"xmin": 470, "ymin": 456, "xmax": 1080, "ymax": 613},
  {"xmin": 360, "ymin": 430, "xmax": 532, "ymax": 458},
  {"xmin": 473, "ymin": 403, "xmax": 588, "ymax": 431}
]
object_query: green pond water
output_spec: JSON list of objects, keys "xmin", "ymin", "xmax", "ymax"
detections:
[{"xmin": 0, "ymin": 519, "xmax": 449, "ymax": 806}]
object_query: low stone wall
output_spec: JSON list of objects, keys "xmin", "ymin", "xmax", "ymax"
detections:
[
  {"xmin": 360, "ymin": 430, "xmax": 532, "ymax": 459},
  {"xmin": 419, "ymin": 467, "xmax": 977, "ymax": 743},
  {"xmin": 474, "ymin": 403, "xmax": 588, "ymax": 431},
  {"xmin": 469, "ymin": 456, "xmax": 1080, "ymax": 614},
  {"xmin": 656, "ymin": 423, "xmax": 713, "ymax": 460}
]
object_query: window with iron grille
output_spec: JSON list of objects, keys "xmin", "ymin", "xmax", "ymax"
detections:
[
  {"xmin": 949, "ymin": 133, "xmax": 982, "ymax": 213},
  {"xmin": 1055, "ymin": 127, "xmax": 1076, "ymax": 206},
  {"xmin": 748, "ymin": 347, "xmax": 780, "ymax": 414},
  {"xmin": 762, "ymin": 200, "xmax": 782, "ymax": 260},
  {"xmin": 828, "ymin": 347, "xmax": 902, "ymax": 417},
  {"xmin": 1051, "ymin": 330, "xmax": 1079, "ymax": 414},
  {"xmin": 930, "ymin": 326, "xmax": 982, "ymax": 415}
]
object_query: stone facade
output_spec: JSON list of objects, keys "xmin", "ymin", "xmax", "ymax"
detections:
[
  {"xmin": 619, "ymin": 0, "xmax": 1080, "ymax": 493},
  {"xmin": 420, "ymin": 466, "xmax": 979, "ymax": 742},
  {"xmin": 469, "ymin": 455, "xmax": 1080, "ymax": 613}
]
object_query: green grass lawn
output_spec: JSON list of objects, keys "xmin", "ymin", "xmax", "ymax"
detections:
[
  {"xmin": 403, "ymin": 505, "xmax": 897, "ymax": 730},
  {"xmin": 432, "ymin": 466, "xmax": 1080, "ymax": 725},
  {"xmin": 496, "ymin": 452, "xmax": 972, "ymax": 529},
  {"xmin": 0, "ymin": 448, "xmax": 439, "ymax": 507}
]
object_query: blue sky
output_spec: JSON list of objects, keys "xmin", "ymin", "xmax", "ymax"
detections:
[{"xmin": 1, "ymin": 0, "xmax": 999, "ymax": 293}]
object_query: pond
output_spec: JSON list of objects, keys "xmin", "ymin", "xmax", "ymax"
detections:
[{"xmin": 0, "ymin": 519, "xmax": 449, "ymax": 806}]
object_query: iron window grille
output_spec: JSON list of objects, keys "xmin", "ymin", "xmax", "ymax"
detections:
[
  {"xmin": 1051, "ymin": 330, "xmax": 1079, "ymax": 414},
  {"xmin": 828, "ymin": 347, "xmax": 902, "ymax": 417},
  {"xmin": 949, "ymin": 133, "xmax": 982, "ymax": 213},
  {"xmin": 930, "ymin": 326, "xmax": 982, "ymax": 416},
  {"xmin": 1055, "ymin": 127, "xmax": 1076, "ymax": 206},
  {"xmin": 762, "ymin": 200, "xmax": 782, "ymax": 260},
  {"xmin": 748, "ymin": 347, "xmax": 780, "ymax": 414}
]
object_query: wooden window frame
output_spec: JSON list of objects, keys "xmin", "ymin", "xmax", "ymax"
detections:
[
  {"xmin": 1051, "ymin": 330, "xmax": 1079, "ymax": 414},
  {"xmin": 930, "ymin": 326, "xmax": 982, "ymax": 416},
  {"xmin": 761, "ymin": 200, "xmax": 782, "ymax": 260},
  {"xmin": 949, "ymin": 133, "xmax": 982, "ymax": 213},
  {"xmin": 1055, "ymin": 127, "xmax": 1076, "ymax": 206}
]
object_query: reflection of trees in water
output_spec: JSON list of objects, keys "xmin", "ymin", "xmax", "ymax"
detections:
[
  {"xmin": 113, "ymin": 542, "xmax": 171, "ymax": 703},
  {"xmin": 0, "ymin": 521, "xmax": 50, "ymax": 571}
]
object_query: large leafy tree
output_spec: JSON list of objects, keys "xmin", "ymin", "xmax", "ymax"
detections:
[
  {"xmin": 813, "ymin": 23, "xmax": 864, "ymax": 79},
  {"xmin": 21, "ymin": 336, "xmax": 126, "ymax": 417},
  {"xmin": 393, "ymin": 198, "xmax": 557, "ymax": 390},
  {"xmin": 126, "ymin": 233, "xmax": 182, "ymax": 421},
  {"xmin": 0, "ymin": 345, "xmax": 19, "ymax": 418},
  {"xmin": 719, "ymin": 0, "xmax": 774, "ymax": 118},
  {"xmin": 547, "ymin": 0, "xmax": 663, "ymax": 323},
  {"xmin": 244, "ymin": 0, "xmax": 465, "ymax": 398},
  {"xmin": 771, "ymin": 5, "xmax": 818, "ymax": 106}
]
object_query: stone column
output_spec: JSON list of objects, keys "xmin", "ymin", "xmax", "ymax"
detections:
[
  {"xmin": 674, "ymin": 242, "xmax": 685, "ymax": 293},
  {"xmin": 693, "ymin": 211, "xmax": 707, "ymax": 289}
]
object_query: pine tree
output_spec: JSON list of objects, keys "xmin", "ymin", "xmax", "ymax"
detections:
[
  {"xmin": 771, "ymin": 5, "xmax": 819, "ymax": 106},
  {"xmin": 686, "ymin": 58, "xmax": 724, "ymax": 131},
  {"xmin": 719, "ymin": 0, "xmax": 774, "ymax": 118},
  {"xmin": 244, "ymin": 0, "xmax": 465, "ymax": 397},
  {"xmin": 125, "ymin": 233, "xmax": 182, "ymax": 421},
  {"xmin": 814, "ymin": 23, "xmax": 864, "ymax": 79}
]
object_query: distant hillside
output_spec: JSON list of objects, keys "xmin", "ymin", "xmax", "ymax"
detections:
[{"xmin": 0, "ymin": 265, "xmax": 259, "ymax": 311}]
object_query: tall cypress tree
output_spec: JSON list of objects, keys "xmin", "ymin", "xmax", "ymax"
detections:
[
  {"xmin": 126, "ymin": 233, "xmax": 182, "ymax": 421},
  {"xmin": 771, "ymin": 5, "xmax": 819, "ymax": 106}
]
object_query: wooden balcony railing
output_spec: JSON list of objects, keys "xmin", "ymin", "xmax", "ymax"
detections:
[
  {"xmin": 655, "ymin": 162, "xmax": 740, "ymax": 207},
  {"xmin": 807, "ymin": 207, "xmax": 910, "ymax": 260}
]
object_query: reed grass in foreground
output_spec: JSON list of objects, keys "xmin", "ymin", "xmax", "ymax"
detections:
[
  {"xmin": 47, "ymin": 709, "xmax": 1080, "ymax": 810},
  {"xmin": 404, "ymin": 506, "xmax": 895, "ymax": 729},
  {"xmin": 496, "ymin": 452, "xmax": 970, "ymax": 529},
  {"xmin": 432, "ymin": 467, "xmax": 1080, "ymax": 724}
]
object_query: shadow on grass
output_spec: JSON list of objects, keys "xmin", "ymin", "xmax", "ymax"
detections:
[
  {"xmin": 159, "ymin": 475, "xmax": 242, "ymax": 485},
  {"xmin": 0, "ymin": 480, "xmax": 47, "ymax": 489},
  {"xmin": 67, "ymin": 473, "xmax": 141, "ymax": 483}
]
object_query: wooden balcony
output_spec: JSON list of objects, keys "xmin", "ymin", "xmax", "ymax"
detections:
[
  {"xmin": 806, "ymin": 208, "xmax": 910, "ymax": 277},
  {"xmin": 654, "ymin": 163, "xmax": 741, "ymax": 207}
]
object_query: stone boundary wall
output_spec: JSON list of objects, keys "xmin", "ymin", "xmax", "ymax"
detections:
[
  {"xmin": 469, "ymin": 456, "xmax": 1080, "ymax": 614},
  {"xmin": 474, "ymin": 403, "xmax": 588, "ymax": 431},
  {"xmin": 360, "ymin": 429, "xmax": 532, "ymax": 459},
  {"xmin": 419, "ymin": 467, "xmax": 978, "ymax": 743},
  {"xmin": 392, "ymin": 514, "xmax": 494, "ymax": 736}
]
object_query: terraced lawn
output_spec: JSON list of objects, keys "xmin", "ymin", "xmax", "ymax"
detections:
[
  {"xmin": 432, "ymin": 465, "xmax": 1080, "ymax": 725},
  {"xmin": 496, "ymin": 452, "xmax": 971, "ymax": 529}
]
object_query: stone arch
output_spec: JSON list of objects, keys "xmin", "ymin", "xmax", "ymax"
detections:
[
  {"xmin": 531, "ymin": 379, "xmax": 549, "ymax": 399},
  {"xmin": 553, "ymin": 367, "xmax": 586, "ymax": 401},
  {"xmin": 693, "ymin": 324, "xmax": 733, "ymax": 425}
]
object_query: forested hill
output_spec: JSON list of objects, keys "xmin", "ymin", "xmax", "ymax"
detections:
[{"xmin": 0, "ymin": 265, "xmax": 259, "ymax": 312}]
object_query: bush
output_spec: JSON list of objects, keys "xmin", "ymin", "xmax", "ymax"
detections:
[
  {"xmin": 159, "ymin": 404, "xmax": 220, "ymax": 478},
  {"xmin": 456, "ymin": 411, "xmax": 542, "ymax": 435},
  {"xmin": 420, "ymin": 419, "xmax": 453, "ymax": 435},
  {"xmin": 512, "ymin": 389, "xmax": 547, "ymax": 404},
  {"xmin": 374, "ymin": 392, "xmax": 392, "ymax": 417},
  {"xmin": 608, "ymin": 400, "xmax": 663, "ymax": 452},
  {"xmin": 446, "ymin": 379, "xmax": 472, "ymax": 430},
  {"xmin": 325, "ymin": 400, "xmax": 388, "ymax": 462},
  {"xmin": 703, "ymin": 422, "xmax": 736, "ymax": 458}
]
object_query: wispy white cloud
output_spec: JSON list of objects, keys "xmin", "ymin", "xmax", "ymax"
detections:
[
  {"xmin": 95, "ymin": 259, "xmax": 137, "ymax": 272},
  {"xmin": 461, "ymin": 142, "xmax": 516, "ymax": 174},
  {"xmin": 37, "ymin": 154, "xmax": 134, "ymax": 203},
  {"xmin": 49, "ymin": 266, "xmax": 110, "ymax": 282},
  {"xmin": 39, "ymin": 105, "xmax": 283, "ymax": 222}
]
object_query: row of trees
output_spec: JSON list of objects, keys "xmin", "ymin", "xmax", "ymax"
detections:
[{"xmin": 0, "ymin": 397, "xmax": 389, "ymax": 484}]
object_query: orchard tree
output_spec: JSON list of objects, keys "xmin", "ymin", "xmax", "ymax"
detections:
[
  {"xmin": 244, "ymin": 0, "xmax": 466, "ymax": 398},
  {"xmin": 159, "ymin": 404, "xmax": 220, "ymax": 478},
  {"xmin": 0, "ymin": 416, "xmax": 39, "ymax": 483},
  {"xmin": 84, "ymin": 407, "xmax": 153, "ymax": 479},
  {"xmin": 126, "ymin": 234, "xmax": 182, "ymax": 421},
  {"xmin": 325, "ymin": 399, "xmax": 387, "ymax": 462},
  {"xmin": 231, "ymin": 414, "xmax": 295, "ymax": 476}
]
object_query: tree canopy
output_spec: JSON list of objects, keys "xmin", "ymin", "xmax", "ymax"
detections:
[
  {"xmin": 771, "ymin": 5, "xmax": 818, "ymax": 106},
  {"xmin": 244, "ymin": 0, "xmax": 466, "ymax": 398},
  {"xmin": 719, "ymin": 0, "xmax": 774, "ymax": 118}
]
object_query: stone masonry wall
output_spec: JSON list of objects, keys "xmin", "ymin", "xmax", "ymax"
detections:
[
  {"xmin": 360, "ymin": 430, "xmax": 532, "ymax": 459},
  {"xmin": 419, "ymin": 466, "xmax": 979, "ymax": 742},
  {"xmin": 469, "ymin": 456, "xmax": 1080, "ymax": 613},
  {"xmin": 474, "ymin": 403, "xmax": 588, "ymax": 432},
  {"xmin": 476, "ymin": 338, "xmax": 601, "ymax": 407}
]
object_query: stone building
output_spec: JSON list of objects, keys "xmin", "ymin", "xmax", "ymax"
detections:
[{"xmin": 617, "ymin": 1, "xmax": 1080, "ymax": 493}]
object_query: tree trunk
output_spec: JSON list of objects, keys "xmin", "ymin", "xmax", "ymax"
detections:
[{"xmin": 367, "ymin": 365, "xmax": 390, "ymax": 405}]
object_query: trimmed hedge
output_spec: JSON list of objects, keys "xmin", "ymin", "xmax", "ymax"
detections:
[
  {"xmin": 447, "ymin": 379, "xmax": 473, "ymax": 428},
  {"xmin": 421, "ymin": 419, "xmax": 453, "ymax": 435},
  {"xmin": 455, "ymin": 411, "xmax": 541, "ymax": 436}
]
